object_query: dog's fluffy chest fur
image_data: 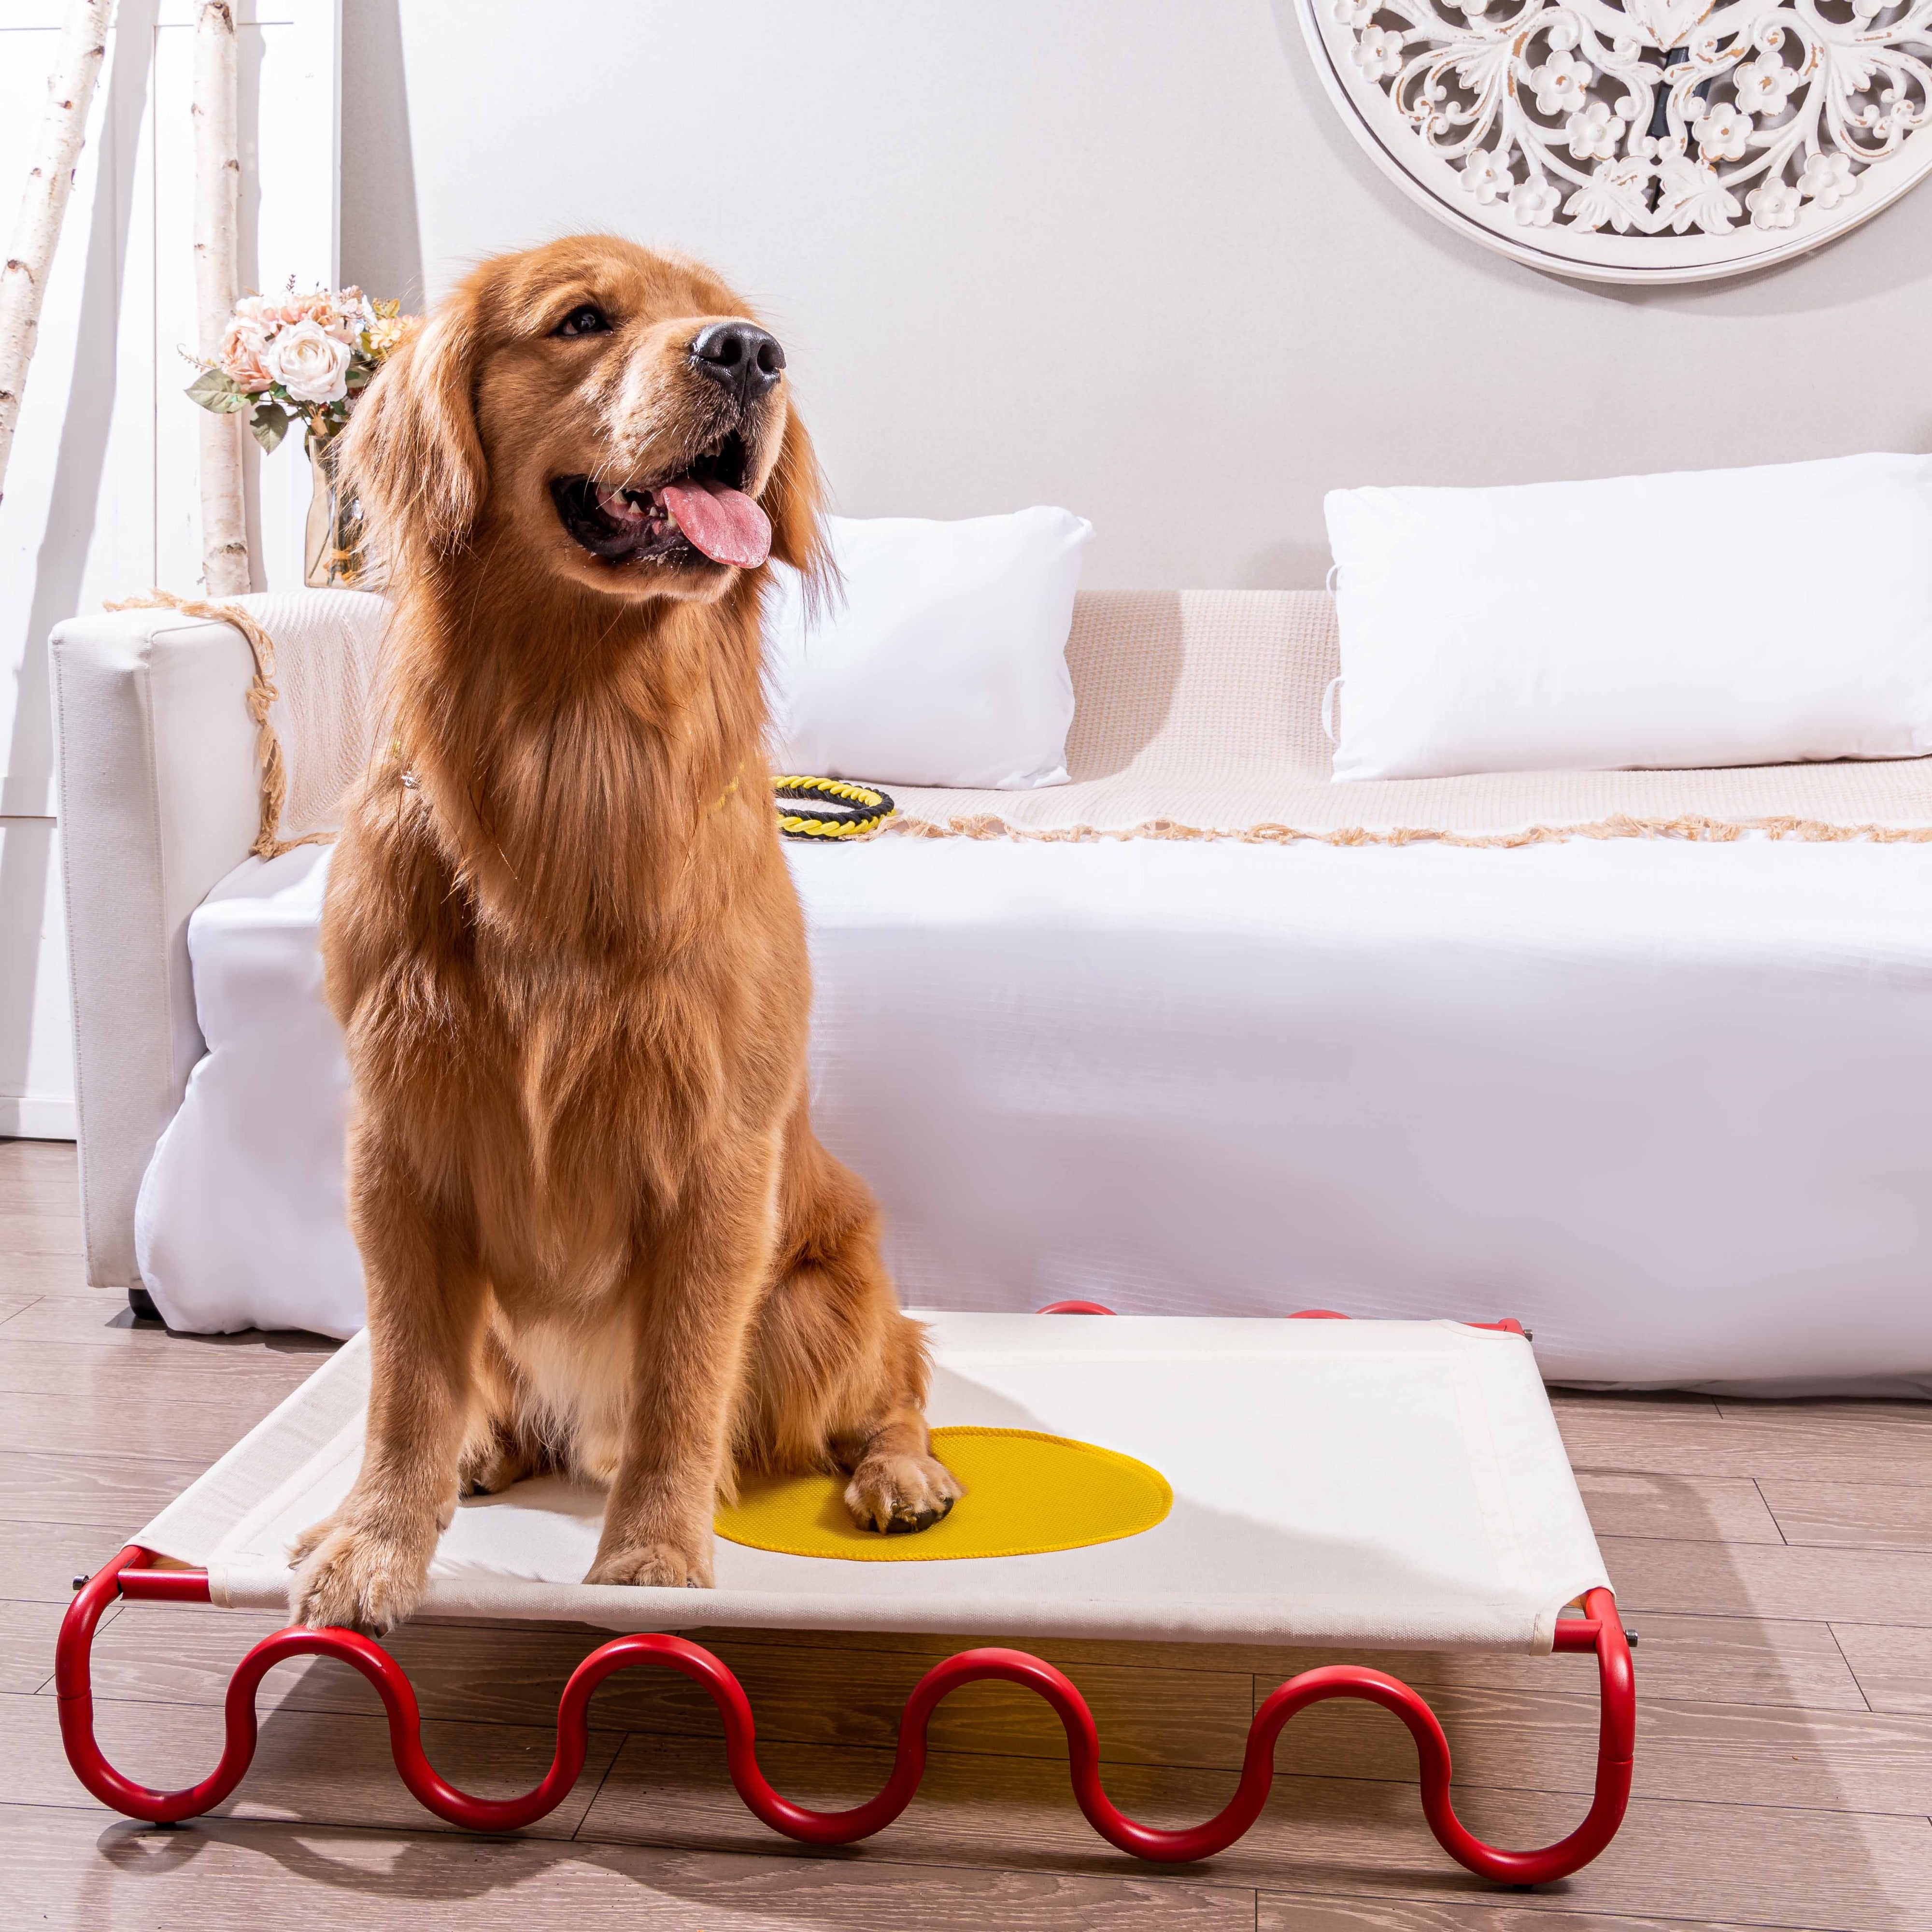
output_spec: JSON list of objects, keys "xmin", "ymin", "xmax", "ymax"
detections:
[
  {"xmin": 323, "ymin": 767, "xmax": 805, "ymax": 1287},
  {"xmin": 323, "ymin": 763, "xmax": 802, "ymax": 1477}
]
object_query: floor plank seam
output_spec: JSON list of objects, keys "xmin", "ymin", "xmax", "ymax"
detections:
[
  {"xmin": 1755, "ymin": 1476, "xmax": 1791, "ymax": 1546},
  {"xmin": 570, "ymin": 1725, "xmax": 626, "ymax": 1840},
  {"xmin": 5, "ymin": 1448, "xmax": 228, "ymax": 1479},
  {"xmin": 12, "ymin": 1676, "xmax": 479, "ymax": 1732},
  {"xmin": 1600, "ymin": 1528, "xmax": 1932, "ymax": 1558},
  {"xmin": 1256, "ymin": 1885, "xmax": 1852, "ymax": 1932},
  {"xmin": 559, "ymin": 1807, "xmax": 1932, "ymax": 1921},
  {"xmin": 579, "ymin": 1734, "xmax": 1932, "ymax": 1827},
  {"xmin": 1758, "ymin": 1477, "xmax": 1932, "ymax": 1490},
  {"xmin": 1826, "ymin": 1621, "xmax": 1876, "ymax": 1713}
]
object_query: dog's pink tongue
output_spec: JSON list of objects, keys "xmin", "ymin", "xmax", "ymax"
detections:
[{"xmin": 662, "ymin": 477, "xmax": 771, "ymax": 568}]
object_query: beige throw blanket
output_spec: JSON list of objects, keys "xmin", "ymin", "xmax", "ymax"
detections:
[
  {"xmin": 885, "ymin": 591, "xmax": 1932, "ymax": 845},
  {"xmin": 134, "ymin": 586, "xmax": 1932, "ymax": 855}
]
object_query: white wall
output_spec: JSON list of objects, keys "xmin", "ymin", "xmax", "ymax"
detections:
[{"xmin": 341, "ymin": 0, "xmax": 1932, "ymax": 593}]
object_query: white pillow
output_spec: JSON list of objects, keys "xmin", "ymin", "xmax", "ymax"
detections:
[
  {"xmin": 1324, "ymin": 453, "xmax": 1932, "ymax": 782},
  {"xmin": 764, "ymin": 507, "xmax": 1092, "ymax": 789}
]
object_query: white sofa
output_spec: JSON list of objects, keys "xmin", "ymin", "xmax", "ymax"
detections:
[{"xmin": 50, "ymin": 589, "xmax": 1932, "ymax": 1394}]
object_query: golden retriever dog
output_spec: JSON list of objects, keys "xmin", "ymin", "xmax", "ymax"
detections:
[{"xmin": 288, "ymin": 236, "xmax": 961, "ymax": 1633}]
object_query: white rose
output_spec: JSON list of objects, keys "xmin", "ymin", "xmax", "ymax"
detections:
[{"xmin": 266, "ymin": 318, "xmax": 352, "ymax": 404}]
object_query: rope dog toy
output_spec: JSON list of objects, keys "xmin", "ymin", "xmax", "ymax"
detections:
[{"xmin": 771, "ymin": 775, "xmax": 895, "ymax": 840}]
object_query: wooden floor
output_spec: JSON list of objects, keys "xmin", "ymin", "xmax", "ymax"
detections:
[{"xmin": 5, "ymin": 1136, "xmax": 1932, "ymax": 1929}]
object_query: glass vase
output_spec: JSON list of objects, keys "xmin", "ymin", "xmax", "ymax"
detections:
[{"xmin": 303, "ymin": 430, "xmax": 384, "ymax": 589}]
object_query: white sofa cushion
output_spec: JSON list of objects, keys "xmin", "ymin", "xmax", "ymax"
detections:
[
  {"xmin": 136, "ymin": 834, "xmax": 1932, "ymax": 1392},
  {"xmin": 764, "ymin": 507, "xmax": 1092, "ymax": 789},
  {"xmin": 1324, "ymin": 453, "xmax": 1932, "ymax": 781}
]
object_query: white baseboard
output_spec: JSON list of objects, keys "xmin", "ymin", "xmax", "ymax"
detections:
[{"xmin": 0, "ymin": 1095, "xmax": 77, "ymax": 1139}]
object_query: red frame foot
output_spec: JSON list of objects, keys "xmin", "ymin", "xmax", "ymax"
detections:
[{"xmin": 58, "ymin": 1548, "xmax": 1631, "ymax": 1880}]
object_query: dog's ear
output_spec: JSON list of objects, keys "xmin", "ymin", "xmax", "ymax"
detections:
[
  {"xmin": 339, "ymin": 295, "xmax": 484, "ymax": 567},
  {"xmin": 763, "ymin": 403, "xmax": 839, "ymax": 618}
]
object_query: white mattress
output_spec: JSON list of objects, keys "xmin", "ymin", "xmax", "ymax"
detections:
[
  {"xmin": 135, "ymin": 1312, "xmax": 1608, "ymax": 1653},
  {"xmin": 135, "ymin": 835, "xmax": 1932, "ymax": 1392}
]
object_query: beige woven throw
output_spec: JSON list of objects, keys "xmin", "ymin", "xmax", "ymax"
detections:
[
  {"xmin": 117, "ymin": 586, "xmax": 1932, "ymax": 853},
  {"xmin": 885, "ymin": 590, "xmax": 1932, "ymax": 846},
  {"xmin": 106, "ymin": 589, "xmax": 388, "ymax": 857}
]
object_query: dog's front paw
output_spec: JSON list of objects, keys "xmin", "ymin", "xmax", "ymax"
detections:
[
  {"xmin": 585, "ymin": 1538, "xmax": 715, "ymax": 1590},
  {"xmin": 285, "ymin": 1515, "xmax": 332, "ymax": 1570},
  {"xmin": 846, "ymin": 1450, "xmax": 964, "ymax": 1535},
  {"xmin": 288, "ymin": 1516, "xmax": 433, "ymax": 1634}
]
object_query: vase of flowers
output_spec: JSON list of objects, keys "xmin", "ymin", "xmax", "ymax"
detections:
[{"xmin": 186, "ymin": 283, "xmax": 414, "ymax": 588}]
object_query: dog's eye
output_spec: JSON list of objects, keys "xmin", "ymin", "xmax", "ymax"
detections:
[{"xmin": 554, "ymin": 306, "xmax": 610, "ymax": 339}]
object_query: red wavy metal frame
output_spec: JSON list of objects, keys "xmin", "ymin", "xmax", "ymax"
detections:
[{"xmin": 55, "ymin": 1306, "xmax": 1631, "ymax": 1880}]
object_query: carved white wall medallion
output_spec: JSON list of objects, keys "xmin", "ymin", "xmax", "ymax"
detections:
[{"xmin": 1295, "ymin": 0, "xmax": 1932, "ymax": 282}]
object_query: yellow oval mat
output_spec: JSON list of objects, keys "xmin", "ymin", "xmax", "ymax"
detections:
[{"xmin": 716, "ymin": 1426, "xmax": 1172, "ymax": 1561}]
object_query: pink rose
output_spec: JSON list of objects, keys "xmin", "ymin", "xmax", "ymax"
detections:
[
  {"xmin": 218, "ymin": 314, "xmax": 275, "ymax": 392},
  {"xmin": 275, "ymin": 291, "xmax": 359, "ymax": 343}
]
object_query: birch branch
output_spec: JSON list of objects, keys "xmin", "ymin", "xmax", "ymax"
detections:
[
  {"xmin": 0, "ymin": 0, "xmax": 115, "ymax": 510},
  {"xmin": 193, "ymin": 0, "xmax": 248, "ymax": 594}
]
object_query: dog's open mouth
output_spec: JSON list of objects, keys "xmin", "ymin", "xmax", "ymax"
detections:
[{"xmin": 551, "ymin": 432, "xmax": 770, "ymax": 571}]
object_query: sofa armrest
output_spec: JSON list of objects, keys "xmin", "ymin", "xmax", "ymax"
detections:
[{"xmin": 50, "ymin": 590, "xmax": 385, "ymax": 1291}]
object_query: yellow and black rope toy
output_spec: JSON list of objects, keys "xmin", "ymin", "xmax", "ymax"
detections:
[{"xmin": 771, "ymin": 774, "xmax": 896, "ymax": 840}]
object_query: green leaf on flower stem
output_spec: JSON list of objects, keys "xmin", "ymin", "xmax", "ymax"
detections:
[
  {"xmin": 185, "ymin": 366, "xmax": 248, "ymax": 414},
  {"xmin": 250, "ymin": 401, "xmax": 291, "ymax": 453},
  {"xmin": 344, "ymin": 363, "xmax": 371, "ymax": 389}
]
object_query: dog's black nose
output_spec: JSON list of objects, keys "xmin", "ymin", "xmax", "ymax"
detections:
[{"xmin": 690, "ymin": 322, "xmax": 784, "ymax": 401}]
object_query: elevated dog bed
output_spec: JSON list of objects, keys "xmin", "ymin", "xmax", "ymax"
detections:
[{"xmin": 58, "ymin": 1309, "xmax": 1634, "ymax": 1879}]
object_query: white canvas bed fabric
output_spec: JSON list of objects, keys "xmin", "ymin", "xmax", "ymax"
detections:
[
  {"xmin": 136, "ymin": 833, "xmax": 1932, "ymax": 1390},
  {"xmin": 133, "ymin": 1313, "xmax": 1608, "ymax": 1653}
]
